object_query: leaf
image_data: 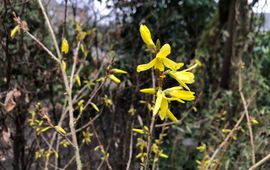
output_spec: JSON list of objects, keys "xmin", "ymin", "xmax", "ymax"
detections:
[
  {"xmin": 55, "ymin": 126, "xmax": 66, "ymax": 135},
  {"xmin": 2, "ymin": 127, "xmax": 10, "ymax": 143}
]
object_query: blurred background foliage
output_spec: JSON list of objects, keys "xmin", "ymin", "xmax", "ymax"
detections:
[{"xmin": 0, "ymin": 0, "xmax": 270, "ymax": 169}]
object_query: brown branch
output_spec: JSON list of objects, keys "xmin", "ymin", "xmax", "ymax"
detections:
[
  {"xmin": 91, "ymin": 122, "xmax": 113, "ymax": 170},
  {"xmin": 36, "ymin": 0, "xmax": 82, "ymax": 169},
  {"xmin": 205, "ymin": 91, "xmax": 256, "ymax": 170},
  {"xmin": 249, "ymin": 153, "xmax": 270, "ymax": 170},
  {"xmin": 126, "ymin": 121, "xmax": 134, "ymax": 170}
]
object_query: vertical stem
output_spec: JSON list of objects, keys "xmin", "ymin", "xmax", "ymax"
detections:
[
  {"xmin": 36, "ymin": 0, "xmax": 82, "ymax": 169},
  {"xmin": 144, "ymin": 61, "xmax": 158, "ymax": 169}
]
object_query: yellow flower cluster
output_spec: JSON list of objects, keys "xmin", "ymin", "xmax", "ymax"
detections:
[{"xmin": 137, "ymin": 24, "xmax": 199, "ymax": 122}]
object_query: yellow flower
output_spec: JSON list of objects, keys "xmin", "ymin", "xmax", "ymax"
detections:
[
  {"xmin": 140, "ymin": 24, "xmax": 155, "ymax": 49},
  {"xmin": 111, "ymin": 68, "xmax": 128, "ymax": 74},
  {"xmin": 132, "ymin": 128, "xmax": 144, "ymax": 134},
  {"xmin": 76, "ymin": 75, "xmax": 81, "ymax": 87},
  {"xmin": 82, "ymin": 130, "xmax": 93, "ymax": 144},
  {"xmin": 169, "ymin": 62, "xmax": 199, "ymax": 90},
  {"xmin": 11, "ymin": 25, "xmax": 20, "ymax": 39},
  {"xmin": 221, "ymin": 128, "xmax": 231, "ymax": 134},
  {"xmin": 61, "ymin": 38, "xmax": 69, "ymax": 54},
  {"xmin": 152, "ymin": 89, "xmax": 178, "ymax": 122},
  {"xmin": 139, "ymin": 88, "xmax": 156, "ymax": 94},
  {"xmin": 137, "ymin": 44, "xmax": 183, "ymax": 72},
  {"xmin": 108, "ymin": 74, "xmax": 121, "ymax": 84},
  {"xmin": 164, "ymin": 86, "xmax": 195, "ymax": 102},
  {"xmin": 196, "ymin": 143, "xmax": 206, "ymax": 152},
  {"xmin": 250, "ymin": 117, "xmax": 259, "ymax": 125},
  {"xmin": 142, "ymin": 87, "xmax": 195, "ymax": 122},
  {"xmin": 169, "ymin": 71, "xmax": 194, "ymax": 90}
]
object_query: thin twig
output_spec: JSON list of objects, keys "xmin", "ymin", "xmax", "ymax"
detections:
[
  {"xmin": 238, "ymin": 43, "xmax": 256, "ymax": 164},
  {"xmin": 91, "ymin": 122, "xmax": 113, "ymax": 170},
  {"xmin": 126, "ymin": 121, "xmax": 134, "ymax": 170},
  {"xmin": 36, "ymin": 0, "xmax": 82, "ymax": 169},
  {"xmin": 144, "ymin": 66, "xmax": 157, "ymax": 169},
  {"xmin": 249, "ymin": 153, "xmax": 270, "ymax": 170},
  {"xmin": 240, "ymin": 90, "xmax": 256, "ymax": 164},
  {"xmin": 24, "ymin": 31, "xmax": 60, "ymax": 63},
  {"xmin": 205, "ymin": 92, "xmax": 256, "ymax": 170},
  {"xmin": 37, "ymin": 0, "xmax": 62, "ymax": 59},
  {"xmin": 75, "ymin": 55, "xmax": 115, "ymax": 123},
  {"xmin": 205, "ymin": 112, "xmax": 245, "ymax": 170},
  {"xmin": 69, "ymin": 41, "xmax": 81, "ymax": 89}
]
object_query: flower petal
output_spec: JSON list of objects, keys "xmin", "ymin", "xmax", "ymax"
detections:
[
  {"xmin": 140, "ymin": 24, "xmax": 155, "ymax": 47},
  {"xmin": 159, "ymin": 98, "xmax": 168, "ymax": 120},
  {"xmin": 109, "ymin": 74, "xmax": 121, "ymax": 84},
  {"xmin": 162, "ymin": 58, "xmax": 184, "ymax": 71},
  {"xmin": 153, "ymin": 89, "xmax": 163, "ymax": 115},
  {"xmin": 166, "ymin": 109, "xmax": 178, "ymax": 122},
  {"xmin": 111, "ymin": 68, "xmax": 128, "ymax": 74},
  {"xmin": 61, "ymin": 38, "xmax": 69, "ymax": 54},
  {"xmin": 137, "ymin": 58, "xmax": 156, "ymax": 72},
  {"xmin": 154, "ymin": 59, "xmax": 165, "ymax": 71},
  {"xmin": 139, "ymin": 88, "xmax": 156, "ymax": 94},
  {"xmin": 169, "ymin": 71, "xmax": 194, "ymax": 90},
  {"xmin": 174, "ymin": 71, "xmax": 194, "ymax": 84},
  {"xmin": 167, "ymin": 89, "xmax": 195, "ymax": 101},
  {"xmin": 156, "ymin": 44, "xmax": 171, "ymax": 58}
]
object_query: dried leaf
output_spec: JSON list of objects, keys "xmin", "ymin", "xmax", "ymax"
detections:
[
  {"xmin": 4, "ymin": 89, "xmax": 21, "ymax": 112},
  {"xmin": 2, "ymin": 128, "xmax": 10, "ymax": 143}
]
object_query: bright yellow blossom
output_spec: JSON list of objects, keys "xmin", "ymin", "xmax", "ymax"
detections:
[
  {"xmin": 140, "ymin": 24, "xmax": 155, "ymax": 49},
  {"xmin": 164, "ymin": 86, "xmax": 195, "ymax": 102},
  {"xmin": 82, "ymin": 130, "xmax": 93, "ymax": 144},
  {"xmin": 137, "ymin": 43, "xmax": 183, "ymax": 72},
  {"xmin": 169, "ymin": 62, "xmax": 200, "ymax": 90},
  {"xmin": 132, "ymin": 128, "xmax": 144, "ymax": 134},
  {"xmin": 61, "ymin": 38, "xmax": 69, "ymax": 54},
  {"xmin": 152, "ymin": 89, "xmax": 178, "ymax": 121},
  {"xmin": 151, "ymin": 87, "xmax": 195, "ymax": 121},
  {"xmin": 196, "ymin": 143, "xmax": 206, "ymax": 152},
  {"xmin": 169, "ymin": 71, "xmax": 194, "ymax": 90},
  {"xmin": 108, "ymin": 74, "xmax": 121, "ymax": 84},
  {"xmin": 111, "ymin": 68, "xmax": 128, "ymax": 74},
  {"xmin": 139, "ymin": 88, "xmax": 156, "ymax": 94},
  {"xmin": 11, "ymin": 25, "xmax": 20, "ymax": 39}
]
